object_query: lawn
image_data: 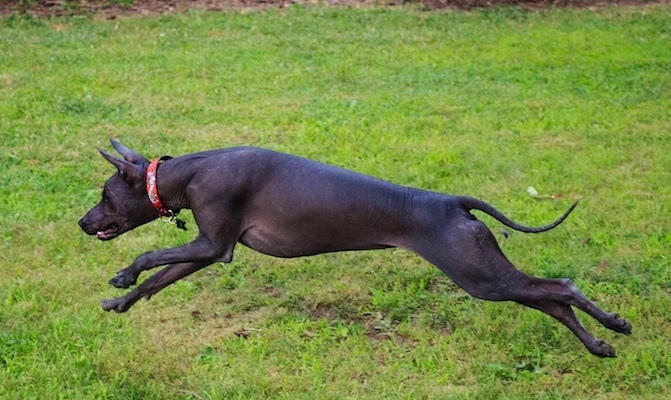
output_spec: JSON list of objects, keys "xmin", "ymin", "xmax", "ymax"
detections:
[{"xmin": 1, "ymin": 4, "xmax": 670, "ymax": 399}]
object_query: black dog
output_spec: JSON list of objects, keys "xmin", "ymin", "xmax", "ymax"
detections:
[{"xmin": 79, "ymin": 139, "xmax": 631, "ymax": 357}]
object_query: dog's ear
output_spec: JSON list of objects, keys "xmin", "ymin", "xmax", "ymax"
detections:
[
  {"xmin": 110, "ymin": 139, "xmax": 150, "ymax": 164},
  {"xmin": 99, "ymin": 149, "xmax": 145, "ymax": 185}
]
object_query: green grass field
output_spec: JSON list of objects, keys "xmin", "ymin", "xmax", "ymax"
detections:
[{"xmin": 1, "ymin": 4, "xmax": 670, "ymax": 398}]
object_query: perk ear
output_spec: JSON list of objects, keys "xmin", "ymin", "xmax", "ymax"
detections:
[
  {"xmin": 110, "ymin": 138, "xmax": 150, "ymax": 164},
  {"xmin": 98, "ymin": 149, "xmax": 145, "ymax": 185}
]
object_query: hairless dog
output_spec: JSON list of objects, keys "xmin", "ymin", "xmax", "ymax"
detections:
[{"xmin": 79, "ymin": 139, "xmax": 631, "ymax": 357}]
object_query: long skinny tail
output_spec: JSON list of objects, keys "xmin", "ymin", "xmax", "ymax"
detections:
[{"xmin": 456, "ymin": 196, "xmax": 580, "ymax": 233}]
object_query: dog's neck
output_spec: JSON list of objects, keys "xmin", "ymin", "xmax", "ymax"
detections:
[
  {"xmin": 146, "ymin": 156, "xmax": 175, "ymax": 217},
  {"xmin": 145, "ymin": 156, "xmax": 188, "ymax": 231}
]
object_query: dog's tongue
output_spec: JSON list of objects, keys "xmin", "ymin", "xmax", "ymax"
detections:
[{"xmin": 96, "ymin": 231, "xmax": 106, "ymax": 239}]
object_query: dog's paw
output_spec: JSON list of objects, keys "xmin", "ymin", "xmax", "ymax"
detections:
[
  {"xmin": 109, "ymin": 270, "xmax": 136, "ymax": 289},
  {"xmin": 607, "ymin": 313, "xmax": 632, "ymax": 335},
  {"xmin": 588, "ymin": 339, "xmax": 617, "ymax": 358},
  {"xmin": 102, "ymin": 298, "xmax": 128, "ymax": 313}
]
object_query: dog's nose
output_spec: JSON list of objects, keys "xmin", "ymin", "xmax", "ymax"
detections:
[
  {"xmin": 78, "ymin": 217, "xmax": 90, "ymax": 232},
  {"xmin": 78, "ymin": 218, "xmax": 96, "ymax": 235}
]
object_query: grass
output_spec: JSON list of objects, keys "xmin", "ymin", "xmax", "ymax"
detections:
[{"xmin": 1, "ymin": 4, "xmax": 670, "ymax": 399}]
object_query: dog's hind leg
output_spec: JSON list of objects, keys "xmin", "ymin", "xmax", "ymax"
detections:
[
  {"xmin": 516, "ymin": 300, "xmax": 616, "ymax": 357},
  {"xmin": 505, "ymin": 277, "xmax": 632, "ymax": 336},
  {"xmin": 404, "ymin": 215, "xmax": 629, "ymax": 357}
]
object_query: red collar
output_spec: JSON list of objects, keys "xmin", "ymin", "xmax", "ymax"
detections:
[{"xmin": 146, "ymin": 156, "xmax": 173, "ymax": 217}]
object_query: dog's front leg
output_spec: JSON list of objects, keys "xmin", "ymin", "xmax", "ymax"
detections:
[
  {"xmin": 102, "ymin": 261, "xmax": 210, "ymax": 312},
  {"xmin": 109, "ymin": 236, "xmax": 234, "ymax": 289}
]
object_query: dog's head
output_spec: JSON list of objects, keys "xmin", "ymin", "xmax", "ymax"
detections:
[{"xmin": 78, "ymin": 139, "xmax": 159, "ymax": 240}]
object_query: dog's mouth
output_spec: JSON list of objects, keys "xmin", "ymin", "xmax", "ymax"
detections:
[{"xmin": 96, "ymin": 223, "xmax": 121, "ymax": 240}]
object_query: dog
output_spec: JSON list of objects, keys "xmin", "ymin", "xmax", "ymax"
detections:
[{"xmin": 79, "ymin": 139, "xmax": 631, "ymax": 357}]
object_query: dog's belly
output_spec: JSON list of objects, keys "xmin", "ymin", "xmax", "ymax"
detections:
[
  {"xmin": 235, "ymin": 177, "xmax": 445, "ymax": 258},
  {"xmin": 238, "ymin": 224, "xmax": 395, "ymax": 258}
]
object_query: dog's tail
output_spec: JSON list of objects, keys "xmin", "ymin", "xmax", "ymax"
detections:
[{"xmin": 457, "ymin": 196, "xmax": 580, "ymax": 233}]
